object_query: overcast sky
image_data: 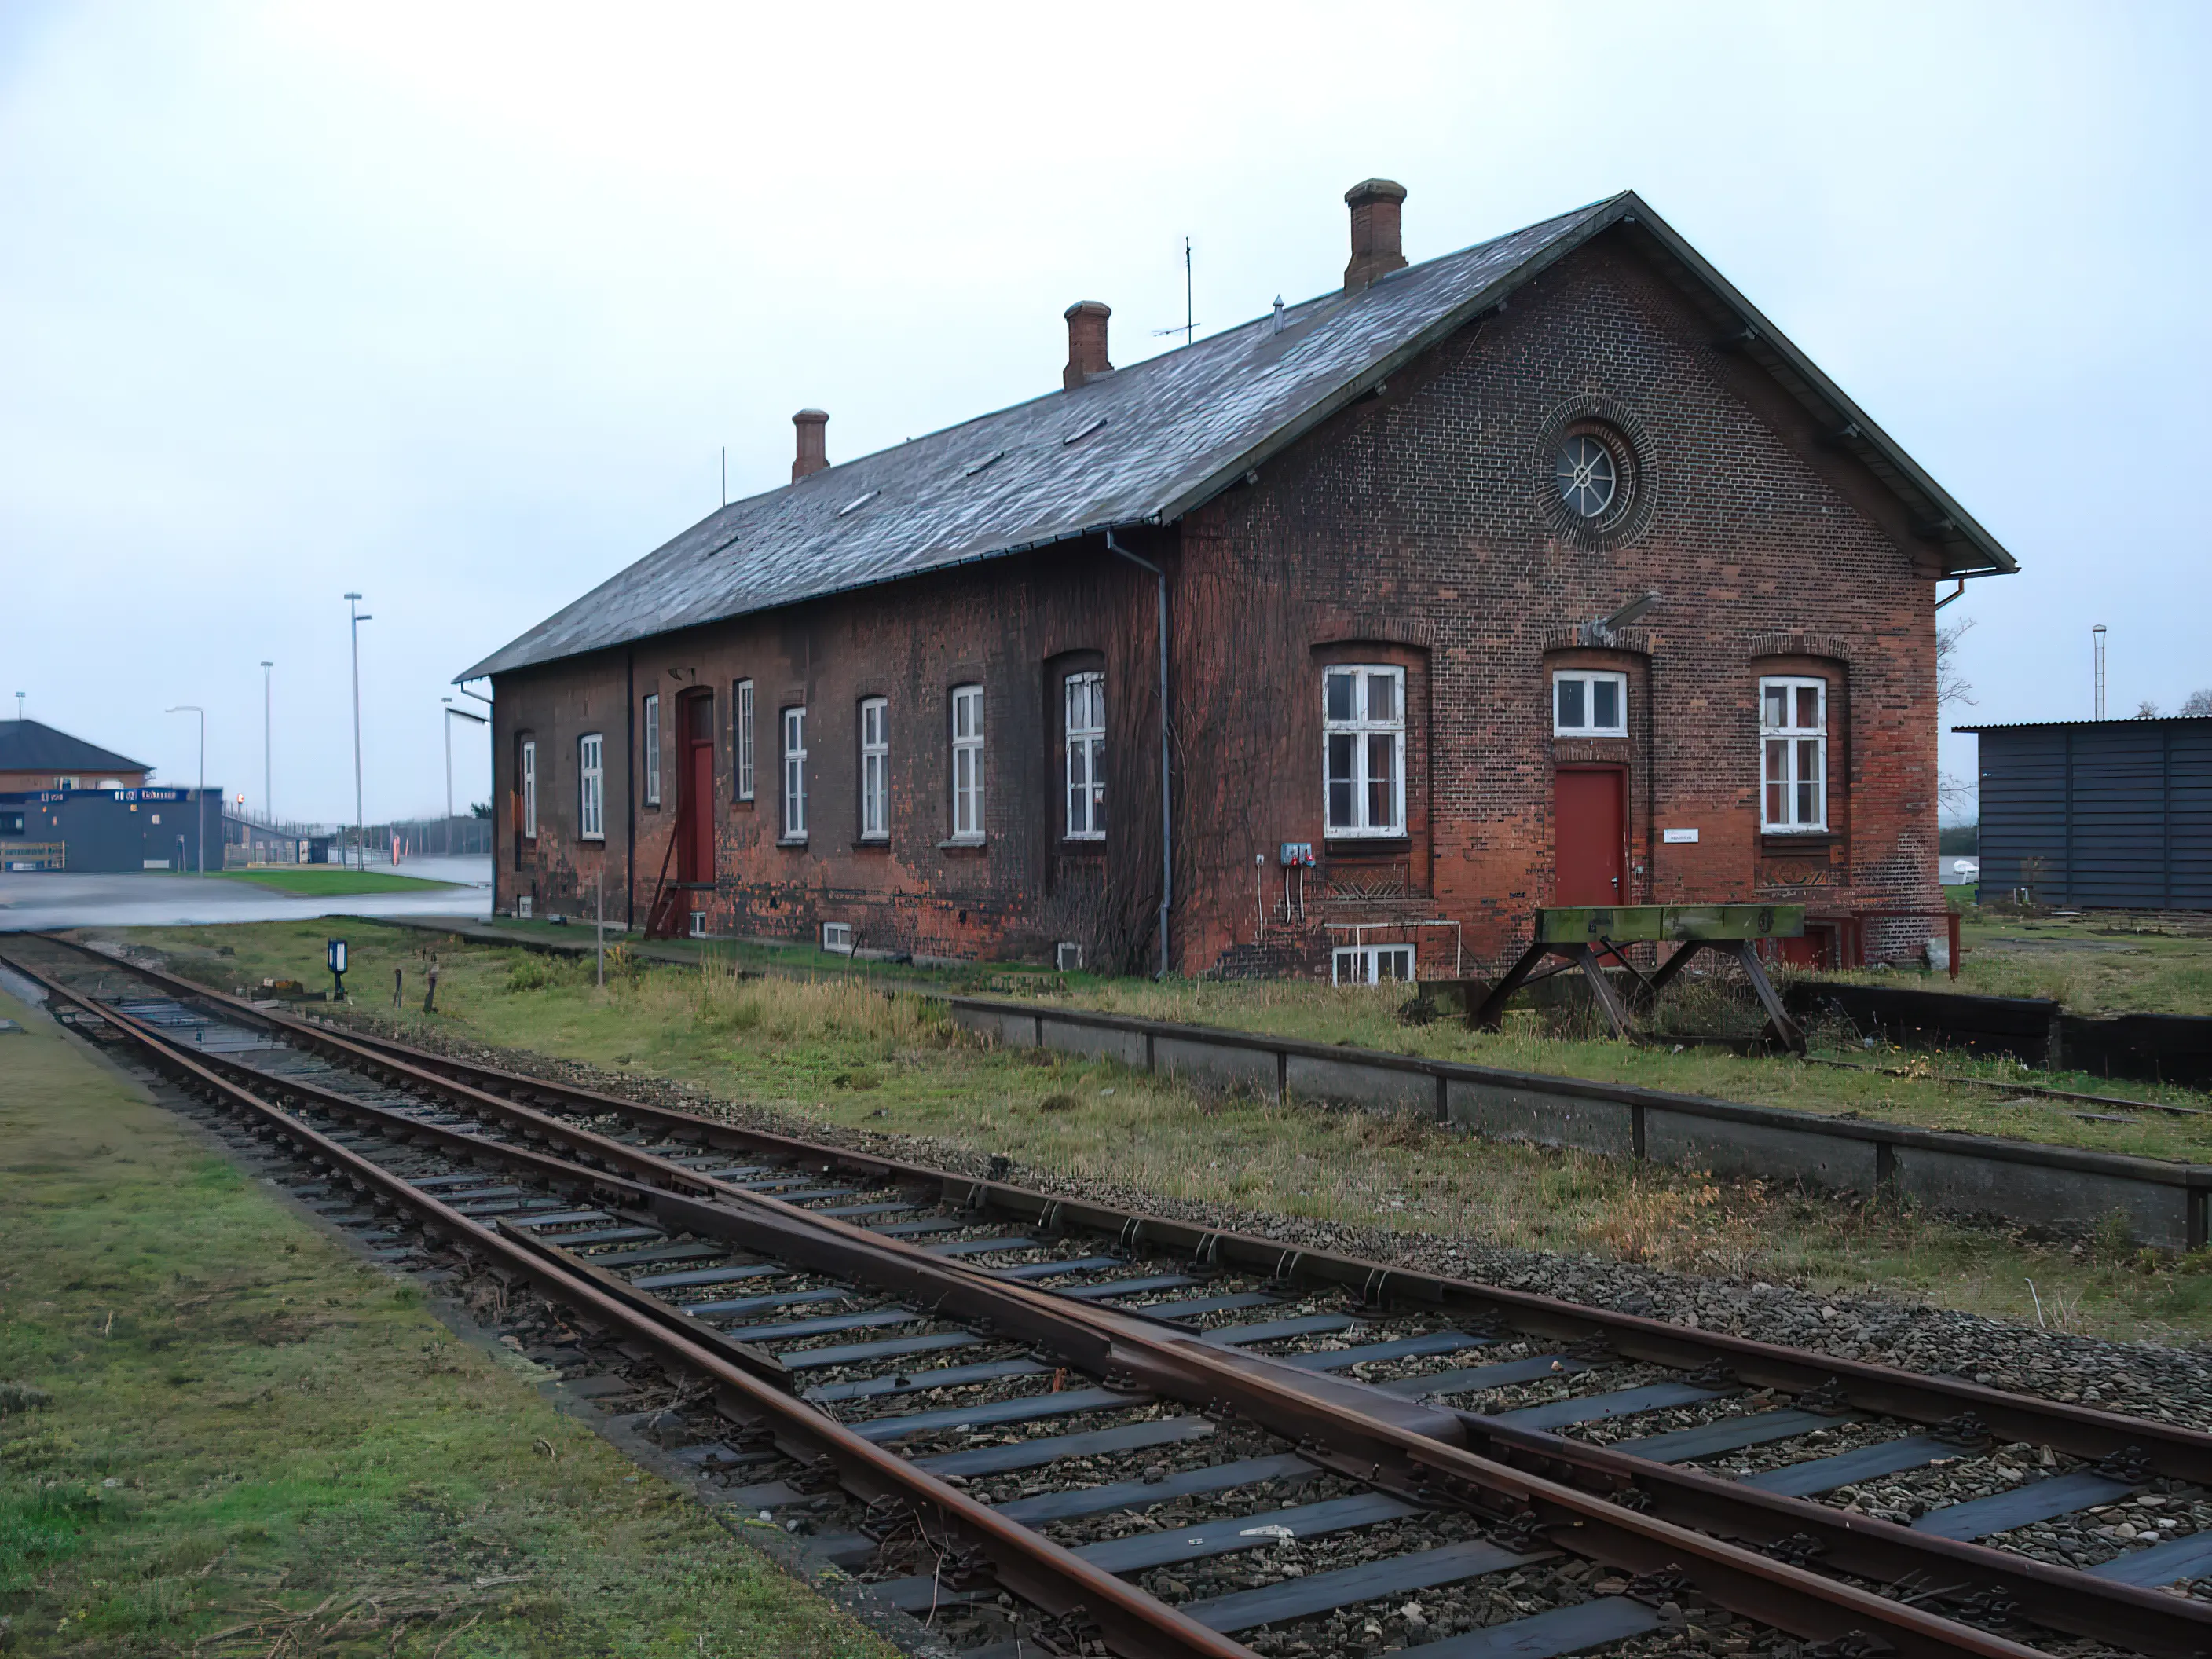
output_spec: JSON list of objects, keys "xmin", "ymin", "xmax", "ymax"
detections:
[{"xmin": 3, "ymin": 2, "xmax": 2205, "ymax": 826}]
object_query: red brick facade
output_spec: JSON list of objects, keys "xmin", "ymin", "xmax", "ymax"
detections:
[{"xmin": 490, "ymin": 227, "xmax": 1952, "ymax": 977}]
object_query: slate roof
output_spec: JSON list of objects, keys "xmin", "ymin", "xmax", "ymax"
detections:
[
  {"xmin": 0, "ymin": 720, "xmax": 149, "ymax": 776},
  {"xmin": 463, "ymin": 191, "xmax": 2016, "ymax": 681}
]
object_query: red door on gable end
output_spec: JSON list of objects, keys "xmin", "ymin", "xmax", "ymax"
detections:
[{"xmin": 1554, "ymin": 767, "xmax": 1627, "ymax": 907}]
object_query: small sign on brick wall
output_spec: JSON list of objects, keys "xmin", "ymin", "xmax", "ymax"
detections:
[{"xmin": 1662, "ymin": 827, "xmax": 1699, "ymax": 844}]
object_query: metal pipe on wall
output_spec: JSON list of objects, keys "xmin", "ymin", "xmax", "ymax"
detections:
[{"xmin": 1107, "ymin": 530, "xmax": 1171, "ymax": 979}]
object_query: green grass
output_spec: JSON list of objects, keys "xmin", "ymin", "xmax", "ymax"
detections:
[
  {"xmin": 115, "ymin": 918, "xmax": 2212, "ymax": 1158},
  {"xmin": 94, "ymin": 921, "xmax": 2212, "ymax": 1344},
  {"xmin": 209, "ymin": 868, "xmax": 462, "ymax": 896},
  {"xmin": 0, "ymin": 987, "xmax": 898, "ymax": 1659}
]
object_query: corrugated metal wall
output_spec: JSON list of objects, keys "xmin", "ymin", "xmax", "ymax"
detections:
[{"xmin": 1977, "ymin": 720, "xmax": 2212, "ymax": 909}]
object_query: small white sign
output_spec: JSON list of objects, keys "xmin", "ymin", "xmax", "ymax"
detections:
[{"xmin": 1662, "ymin": 827, "xmax": 1700, "ymax": 844}]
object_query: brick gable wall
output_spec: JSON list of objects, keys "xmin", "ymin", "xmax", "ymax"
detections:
[{"xmin": 1171, "ymin": 234, "xmax": 1939, "ymax": 976}]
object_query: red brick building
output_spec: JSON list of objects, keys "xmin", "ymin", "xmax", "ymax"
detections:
[{"xmin": 460, "ymin": 183, "xmax": 2016, "ymax": 979}]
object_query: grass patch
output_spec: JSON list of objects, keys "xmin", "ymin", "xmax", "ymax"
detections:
[
  {"xmin": 0, "ymin": 987, "xmax": 897, "ymax": 1659},
  {"xmin": 101, "ymin": 920, "xmax": 2212, "ymax": 1158},
  {"xmin": 207, "ymin": 868, "xmax": 462, "ymax": 896},
  {"xmin": 97, "ymin": 922, "xmax": 2212, "ymax": 1344}
]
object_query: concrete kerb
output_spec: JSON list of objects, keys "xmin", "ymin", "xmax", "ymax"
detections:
[
  {"xmin": 257, "ymin": 920, "xmax": 2212, "ymax": 1249},
  {"xmin": 943, "ymin": 998, "xmax": 2212, "ymax": 1251}
]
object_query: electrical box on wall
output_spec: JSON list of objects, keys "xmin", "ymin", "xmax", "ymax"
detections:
[{"xmin": 1279, "ymin": 842, "xmax": 1315, "ymax": 867}]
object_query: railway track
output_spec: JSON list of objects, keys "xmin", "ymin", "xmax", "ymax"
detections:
[{"xmin": 9, "ymin": 933, "xmax": 2212, "ymax": 1659}]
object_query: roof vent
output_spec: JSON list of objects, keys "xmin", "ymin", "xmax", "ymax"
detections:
[
  {"xmin": 792, "ymin": 409, "xmax": 830, "ymax": 481},
  {"xmin": 1343, "ymin": 178, "xmax": 1408, "ymax": 291},
  {"xmin": 1063, "ymin": 301, "xmax": 1112, "ymax": 390}
]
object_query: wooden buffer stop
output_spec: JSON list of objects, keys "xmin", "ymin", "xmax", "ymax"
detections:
[{"xmin": 1471, "ymin": 903, "xmax": 1808, "ymax": 1053}]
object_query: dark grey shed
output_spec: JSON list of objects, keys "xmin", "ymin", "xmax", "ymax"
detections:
[{"xmin": 1959, "ymin": 718, "xmax": 2212, "ymax": 910}]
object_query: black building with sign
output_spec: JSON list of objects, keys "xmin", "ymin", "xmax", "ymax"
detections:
[
  {"xmin": 0, "ymin": 786, "xmax": 225, "ymax": 873},
  {"xmin": 1961, "ymin": 717, "xmax": 2212, "ymax": 910}
]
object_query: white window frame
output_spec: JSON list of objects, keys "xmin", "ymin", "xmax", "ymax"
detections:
[
  {"xmin": 1331, "ymin": 943, "xmax": 1415, "ymax": 986},
  {"xmin": 1064, "ymin": 670, "xmax": 1104, "ymax": 840},
  {"xmin": 642, "ymin": 693, "xmax": 661, "ymax": 807},
  {"xmin": 821, "ymin": 921, "xmax": 855, "ymax": 954},
  {"xmin": 1759, "ymin": 676, "xmax": 1829, "ymax": 833},
  {"xmin": 1323, "ymin": 665, "xmax": 1405, "ymax": 837},
  {"xmin": 1552, "ymin": 669, "xmax": 1628, "ymax": 738},
  {"xmin": 781, "ymin": 706, "xmax": 808, "ymax": 840},
  {"xmin": 859, "ymin": 697, "xmax": 889, "ymax": 840},
  {"xmin": 520, "ymin": 739, "xmax": 537, "ymax": 838},
  {"xmin": 735, "ymin": 679, "xmax": 755, "ymax": 801},
  {"xmin": 950, "ymin": 683, "xmax": 984, "ymax": 843},
  {"xmin": 578, "ymin": 733, "xmax": 605, "ymax": 840}
]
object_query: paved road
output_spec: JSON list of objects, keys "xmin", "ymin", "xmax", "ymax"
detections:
[{"xmin": 0, "ymin": 855, "xmax": 493, "ymax": 932}]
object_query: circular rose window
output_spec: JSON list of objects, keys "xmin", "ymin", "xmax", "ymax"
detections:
[{"xmin": 1555, "ymin": 434, "xmax": 1617, "ymax": 518}]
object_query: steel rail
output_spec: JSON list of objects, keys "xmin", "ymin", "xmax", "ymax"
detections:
[
  {"xmin": 66, "ymin": 937, "xmax": 2208, "ymax": 1485},
  {"xmin": 8, "ymin": 954, "xmax": 2143, "ymax": 1656},
  {"xmin": 9, "ymin": 959, "xmax": 1252, "ymax": 1659}
]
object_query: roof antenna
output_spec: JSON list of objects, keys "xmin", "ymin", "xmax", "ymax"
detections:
[
  {"xmin": 720, "ymin": 446, "xmax": 727, "ymax": 508},
  {"xmin": 1151, "ymin": 236, "xmax": 1199, "ymax": 345},
  {"xmin": 1272, "ymin": 295, "xmax": 1285, "ymax": 335},
  {"xmin": 13, "ymin": 692, "xmax": 22, "ymax": 722}
]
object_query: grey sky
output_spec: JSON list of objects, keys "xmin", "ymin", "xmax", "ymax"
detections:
[{"xmin": 3, "ymin": 2, "xmax": 2204, "ymax": 826}]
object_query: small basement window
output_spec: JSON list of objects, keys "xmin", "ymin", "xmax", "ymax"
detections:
[
  {"xmin": 822, "ymin": 921, "xmax": 854, "ymax": 954},
  {"xmin": 1554, "ymin": 670, "xmax": 1628, "ymax": 737},
  {"xmin": 1332, "ymin": 944, "xmax": 1415, "ymax": 986}
]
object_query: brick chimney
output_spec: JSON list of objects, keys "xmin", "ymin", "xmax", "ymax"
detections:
[
  {"xmin": 791, "ymin": 408, "xmax": 829, "ymax": 481},
  {"xmin": 1343, "ymin": 178, "xmax": 1408, "ymax": 291},
  {"xmin": 1063, "ymin": 301, "xmax": 1112, "ymax": 390}
]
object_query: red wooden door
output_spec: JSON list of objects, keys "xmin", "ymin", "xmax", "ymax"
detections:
[
  {"xmin": 1554, "ymin": 768, "xmax": 1626, "ymax": 906},
  {"xmin": 676, "ymin": 695, "xmax": 716, "ymax": 885}
]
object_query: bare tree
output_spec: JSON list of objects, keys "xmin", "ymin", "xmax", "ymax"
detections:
[
  {"xmin": 1936, "ymin": 615, "xmax": 1976, "ymax": 710},
  {"xmin": 1936, "ymin": 615, "xmax": 1977, "ymax": 818},
  {"xmin": 2181, "ymin": 688, "xmax": 2212, "ymax": 717},
  {"xmin": 2137, "ymin": 699, "xmax": 2162, "ymax": 719}
]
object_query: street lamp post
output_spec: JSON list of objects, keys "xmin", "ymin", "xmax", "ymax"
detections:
[
  {"xmin": 261, "ymin": 661, "xmax": 273, "ymax": 821},
  {"xmin": 165, "ymin": 705, "xmax": 205, "ymax": 874},
  {"xmin": 346, "ymin": 595, "xmax": 372, "ymax": 870}
]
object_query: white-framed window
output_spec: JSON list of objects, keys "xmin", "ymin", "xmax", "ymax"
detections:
[
  {"xmin": 642, "ymin": 693, "xmax": 661, "ymax": 807},
  {"xmin": 1553, "ymin": 670, "xmax": 1628, "ymax": 737},
  {"xmin": 1064, "ymin": 671, "xmax": 1104, "ymax": 840},
  {"xmin": 859, "ymin": 697, "xmax": 889, "ymax": 840},
  {"xmin": 578, "ymin": 733, "xmax": 605, "ymax": 840},
  {"xmin": 822, "ymin": 921, "xmax": 854, "ymax": 954},
  {"xmin": 1760, "ymin": 676, "xmax": 1828, "ymax": 832},
  {"xmin": 1332, "ymin": 943, "xmax": 1415, "ymax": 986},
  {"xmin": 1323, "ymin": 665, "xmax": 1404, "ymax": 837},
  {"xmin": 735, "ymin": 679, "xmax": 755, "ymax": 801},
  {"xmin": 520, "ymin": 739, "xmax": 537, "ymax": 838},
  {"xmin": 950, "ymin": 683, "xmax": 984, "ymax": 841},
  {"xmin": 781, "ymin": 706, "xmax": 808, "ymax": 840}
]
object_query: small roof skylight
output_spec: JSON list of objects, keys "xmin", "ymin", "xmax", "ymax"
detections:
[
  {"xmin": 962, "ymin": 450, "xmax": 1006, "ymax": 478},
  {"xmin": 835, "ymin": 490, "xmax": 879, "ymax": 518},
  {"xmin": 1062, "ymin": 417, "xmax": 1108, "ymax": 446}
]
